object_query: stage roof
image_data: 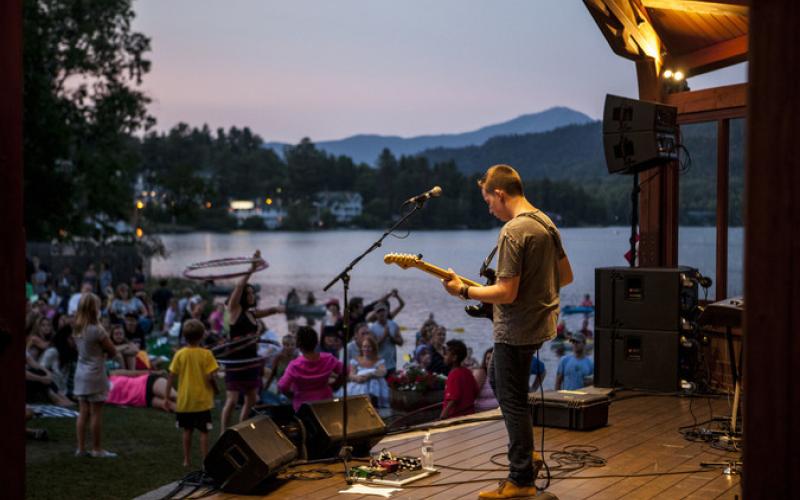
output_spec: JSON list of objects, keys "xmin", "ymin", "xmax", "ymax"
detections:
[{"xmin": 584, "ymin": 0, "xmax": 748, "ymax": 77}]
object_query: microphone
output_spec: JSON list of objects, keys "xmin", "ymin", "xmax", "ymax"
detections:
[{"xmin": 404, "ymin": 186, "xmax": 442, "ymax": 205}]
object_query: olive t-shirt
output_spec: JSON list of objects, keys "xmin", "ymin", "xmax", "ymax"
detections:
[{"xmin": 492, "ymin": 211, "xmax": 561, "ymax": 346}]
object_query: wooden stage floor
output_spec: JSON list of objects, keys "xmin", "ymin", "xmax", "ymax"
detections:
[{"xmin": 144, "ymin": 393, "xmax": 742, "ymax": 500}]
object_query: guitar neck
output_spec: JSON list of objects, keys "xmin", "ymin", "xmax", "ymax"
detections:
[{"xmin": 415, "ymin": 261, "xmax": 482, "ymax": 288}]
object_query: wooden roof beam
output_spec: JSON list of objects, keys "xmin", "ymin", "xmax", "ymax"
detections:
[
  {"xmin": 665, "ymin": 34, "xmax": 748, "ymax": 76},
  {"xmin": 663, "ymin": 82, "xmax": 746, "ymax": 117},
  {"xmin": 641, "ymin": 0, "xmax": 748, "ymax": 17},
  {"xmin": 584, "ymin": 0, "xmax": 664, "ymax": 70}
]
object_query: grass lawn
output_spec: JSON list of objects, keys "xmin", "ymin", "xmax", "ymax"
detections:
[{"xmin": 26, "ymin": 404, "xmax": 222, "ymax": 500}]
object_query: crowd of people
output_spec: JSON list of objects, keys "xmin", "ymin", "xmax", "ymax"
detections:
[{"xmin": 23, "ymin": 252, "xmax": 593, "ymax": 466}]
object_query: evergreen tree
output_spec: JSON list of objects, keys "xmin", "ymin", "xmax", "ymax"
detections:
[{"xmin": 23, "ymin": 0, "xmax": 153, "ymax": 240}]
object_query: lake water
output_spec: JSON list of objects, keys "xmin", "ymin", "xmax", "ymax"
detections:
[{"xmin": 151, "ymin": 226, "xmax": 743, "ymax": 390}]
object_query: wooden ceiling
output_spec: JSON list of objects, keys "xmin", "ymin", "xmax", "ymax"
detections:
[{"xmin": 584, "ymin": 0, "xmax": 748, "ymax": 77}]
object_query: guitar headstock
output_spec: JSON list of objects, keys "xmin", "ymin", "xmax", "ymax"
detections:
[{"xmin": 384, "ymin": 252, "xmax": 423, "ymax": 270}]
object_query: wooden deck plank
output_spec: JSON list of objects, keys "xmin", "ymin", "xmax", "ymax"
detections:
[
  {"xmin": 448, "ymin": 397, "xmax": 679, "ymax": 500},
  {"xmin": 584, "ymin": 397, "xmax": 735, "ymax": 497},
  {"xmin": 189, "ymin": 394, "xmax": 741, "ymax": 500},
  {"xmin": 586, "ymin": 415, "xmax": 714, "ymax": 498},
  {"xmin": 285, "ymin": 419, "xmax": 520, "ymax": 500},
  {"xmin": 686, "ymin": 471, "xmax": 742, "ymax": 499},
  {"xmin": 549, "ymin": 412, "xmax": 693, "ymax": 497},
  {"xmin": 649, "ymin": 449, "xmax": 741, "ymax": 499},
  {"xmin": 280, "ymin": 422, "xmax": 510, "ymax": 500}
]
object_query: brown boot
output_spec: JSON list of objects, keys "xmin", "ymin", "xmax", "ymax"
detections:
[{"xmin": 478, "ymin": 480, "xmax": 538, "ymax": 499}]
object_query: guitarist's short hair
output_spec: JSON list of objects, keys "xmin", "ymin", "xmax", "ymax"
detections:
[{"xmin": 478, "ymin": 164, "xmax": 524, "ymax": 197}]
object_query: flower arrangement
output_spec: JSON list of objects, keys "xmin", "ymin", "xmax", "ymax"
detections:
[{"xmin": 387, "ymin": 366, "xmax": 445, "ymax": 393}]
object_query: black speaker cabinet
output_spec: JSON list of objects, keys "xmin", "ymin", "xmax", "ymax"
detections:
[
  {"xmin": 603, "ymin": 130, "xmax": 678, "ymax": 174},
  {"xmin": 603, "ymin": 94, "xmax": 678, "ymax": 135},
  {"xmin": 594, "ymin": 328, "xmax": 680, "ymax": 392},
  {"xmin": 602, "ymin": 94, "xmax": 678, "ymax": 174},
  {"xmin": 595, "ymin": 266, "xmax": 698, "ymax": 331},
  {"xmin": 297, "ymin": 395, "xmax": 386, "ymax": 459},
  {"xmin": 204, "ymin": 415, "xmax": 298, "ymax": 493}
]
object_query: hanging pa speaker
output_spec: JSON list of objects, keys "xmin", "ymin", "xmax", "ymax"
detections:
[
  {"xmin": 602, "ymin": 94, "xmax": 678, "ymax": 174},
  {"xmin": 297, "ymin": 395, "xmax": 387, "ymax": 459},
  {"xmin": 204, "ymin": 415, "xmax": 298, "ymax": 494}
]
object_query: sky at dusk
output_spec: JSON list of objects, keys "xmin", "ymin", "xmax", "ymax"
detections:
[{"xmin": 132, "ymin": 0, "xmax": 747, "ymax": 143}]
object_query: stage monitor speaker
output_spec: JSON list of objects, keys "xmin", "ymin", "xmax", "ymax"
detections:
[
  {"xmin": 594, "ymin": 328, "xmax": 680, "ymax": 392},
  {"xmin": 204, "ymin": 415, "xmax": 298, "ymax": 494},
  {"xmin": 595, "ymin": 266, "xmax": 698, "ymax": 331},
  {"xmin": 297, "ymin": 395, "xmax": 387, "ymax": 459},
  {"xmin": 602, "ymin": 94, "xmax": 678, "ymax": 174}
]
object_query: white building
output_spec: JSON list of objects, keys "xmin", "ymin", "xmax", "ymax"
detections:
[
  {"xmin": 315, "ymin": 191, "xmax": 363, "ymax": 223},
  {"xmin": 229, "ymin": 200, "xmax": 286, "ymax": 229}
]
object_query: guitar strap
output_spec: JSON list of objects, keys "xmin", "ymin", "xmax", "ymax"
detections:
[
  {"xmin": 480, "ymin": 245, "xmax": 498, "ymax": 278},
  {"xmin": 481, "ymin": 211, "xmax": 569, "ymax": 286},
  {"xmin": 520, "ymin": 211, "xmax": 567, "ymax": 260}
]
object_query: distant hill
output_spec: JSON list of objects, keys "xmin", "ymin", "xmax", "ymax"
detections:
[
  {"xmin": 418, "ymin": 119, "xmax": 742, "ymax": 182},
  {"xmin": 420, "ymin": 121, "xmax": 607, "ymax": 180},
  {"xmin": 264, "ymin": 107, "xmax": 593, "ymax": 165}
]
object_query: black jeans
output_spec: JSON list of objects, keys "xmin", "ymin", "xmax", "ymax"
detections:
[{"xmin": 489, "ymin": 342, "xmax": 540, "ymax": 486}]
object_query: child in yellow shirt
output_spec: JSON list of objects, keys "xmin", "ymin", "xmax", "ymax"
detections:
[{"xmin": 167, "ymin": 319, "xmax": 219, "ymax": 467}]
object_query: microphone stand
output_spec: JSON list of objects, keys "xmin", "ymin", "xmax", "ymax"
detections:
[{"xmin": 323, "ymin": 199, "xmax": 429, "ymax": 484}]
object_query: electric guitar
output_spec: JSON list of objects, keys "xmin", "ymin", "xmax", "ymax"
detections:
[{"xmin": 383, "ymin": 253, "xmax": 494, "ymax": 320}]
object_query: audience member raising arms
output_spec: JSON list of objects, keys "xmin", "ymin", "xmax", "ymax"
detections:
[
  {"xmin": 73, "ymin": 293, "xmax": 118, "ymax": 458},
  {"xmin": 278, "ymin": 326, "xmax": 345, "ymax": 411},
  {"xmin": 222, "ymin": 250, "xmax": 284, "ymax": 429}
]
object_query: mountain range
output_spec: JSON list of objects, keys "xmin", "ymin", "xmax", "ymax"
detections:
[
  {"xmin": 264, "ymin": 106, "xmax": 594, "ymax": 165},
  {"xmin": 417, "ymin": 118, "xmax": 739, "ymax": 182}
]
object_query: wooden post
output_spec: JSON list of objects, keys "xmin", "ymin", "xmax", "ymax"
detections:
[
  {"xmin": 716, "ymin": 119, "xmax": 730, "ymax": 300},
  {"xmin": 635, "ymin": 58, "xmax": 678, "ymax": 267},
  {"xmin": 744, "ymin": 1, "xmax": 800, "ymax": 497},
  {"xmin": 0, "ymin": 0, "xmax": 27, "ymax": 498}
]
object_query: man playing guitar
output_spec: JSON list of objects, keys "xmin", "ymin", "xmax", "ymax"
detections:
[{"xmin": 442, "ymin": 164, "xmax": 572, "ymax": 499}]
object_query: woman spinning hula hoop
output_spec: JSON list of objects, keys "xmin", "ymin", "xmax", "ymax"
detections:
[{"xmin": 220, "ymin": 250, "xmax": 285, "ymax": 431}]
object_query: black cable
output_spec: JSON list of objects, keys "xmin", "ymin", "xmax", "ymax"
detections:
[
  {"xmin": 677, "ymin": 143, "xmax": 692, "ymax": 174},
  {"xmin": 158, "ymin": 470, "xmax": 218, "ymax": 500},
  {"xmin": 534, "ymin": 347, "xmax": 550, "ymax": 491}
]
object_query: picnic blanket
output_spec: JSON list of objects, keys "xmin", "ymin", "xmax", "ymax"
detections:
[{"xmin": 29, "ymin": 404, "xmax": 80, "ymax": 418}]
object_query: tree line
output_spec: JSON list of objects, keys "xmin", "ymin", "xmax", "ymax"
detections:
[
  {"xmin": 136, "ymin": 127, "xmax": 619, "ymax": 232},
  {"xmin": 22, "ymin": 0, "xmax": 737, "ymax": 243}
]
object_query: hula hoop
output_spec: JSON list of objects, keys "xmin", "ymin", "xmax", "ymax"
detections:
[
  {"xmin": 183, "ymin": 256, "xmax": 268, "ymax": 280},
  {"xmin": 216, "ymin": 356, "xmax": 267, "ymax": 365}
]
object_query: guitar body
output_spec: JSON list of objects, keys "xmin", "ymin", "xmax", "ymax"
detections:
[
  {"xmin": 464, "ymin": 267, "xmax": 494, "ymax": 320},
  {"xmin": 384, "ymin": 253, "xmax": 493, "ymax": 321}
]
